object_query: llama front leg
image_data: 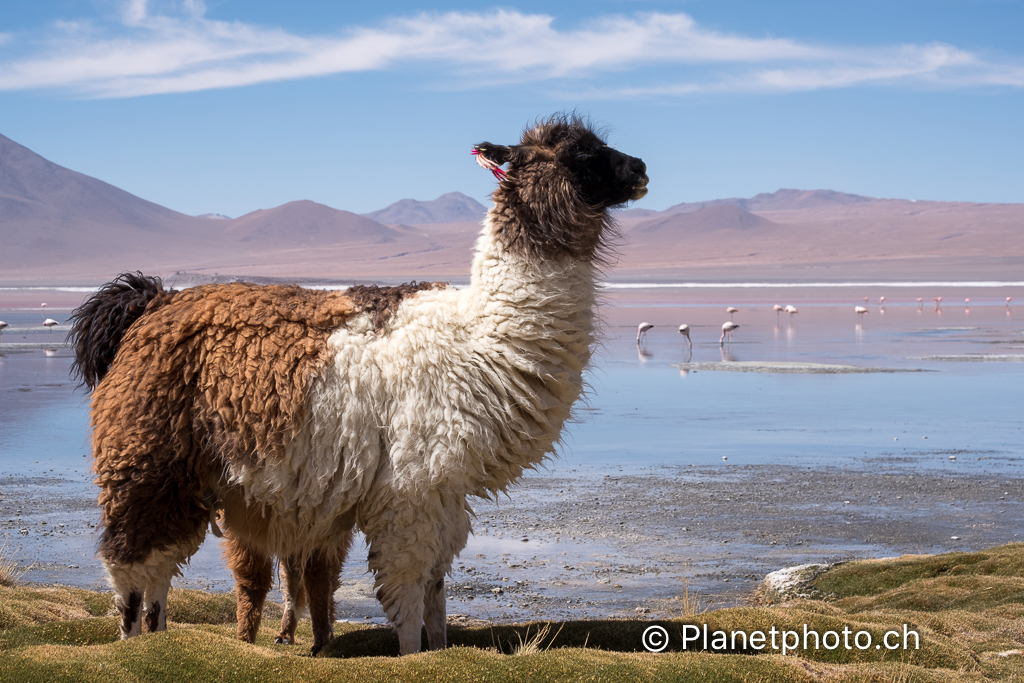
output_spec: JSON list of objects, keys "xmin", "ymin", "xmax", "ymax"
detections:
[
  {"xmin": 424, "ymin": 503, "xmax": 471, "ymax": 651},
  {"xmin": 225, "ymin": 538, "xmax": 273, "ymax": 644},
  {"xmin": 365, "ymin": 496, "xmax": 471, "ymax": 655}
]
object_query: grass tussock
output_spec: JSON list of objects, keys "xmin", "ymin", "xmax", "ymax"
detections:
[
  {"xmin": 0, "ymin": 543, "xmax": 27, "ymax": 587},
  {"xmin": 1, "ymin": 543, "xmax": 1023, "ymax": 682}
]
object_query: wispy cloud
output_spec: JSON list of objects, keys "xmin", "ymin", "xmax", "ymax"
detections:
[{"xmin": 0, "ymin": 1, "xmax": 1020, "ymax": 98}]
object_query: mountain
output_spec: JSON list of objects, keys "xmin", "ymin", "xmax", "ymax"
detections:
[
  {"xmin": 0, "ymin": 133, "xmax": 216, "ymax": 272},
  {"xmin": 226, "ymin": 200, "xmax": 402, "ymax": 248},
  {"xmin": 660, "ymin": 189, "xmax": 874, "ymax": 216},
  {"xmin": 2, "ymin": 132, "xmax": 1023, "ymax": 283},
  {"xmin": 364, "ymin": 192, "xmax": 487, "ymax": 224},
  {"xmin": 632, "ymin": 205, "xmax": 780, "ymax": 236}
]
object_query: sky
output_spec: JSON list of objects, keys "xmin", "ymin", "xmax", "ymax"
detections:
[{"xmin": 1, "ymin": 0, "xmax": 1022, "ymax": 218}]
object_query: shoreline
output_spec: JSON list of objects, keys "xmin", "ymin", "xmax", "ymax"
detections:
[{"xmin": 6, "ymin": 456, "xmax": 1022, "ymax": 623}]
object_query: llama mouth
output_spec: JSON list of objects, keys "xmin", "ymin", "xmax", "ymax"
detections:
[{"xmin": 631, "ymin": 185, "xmax": 649, "ymax": 200}]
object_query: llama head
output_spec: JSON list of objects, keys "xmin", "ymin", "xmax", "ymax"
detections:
[{"xmin": 475, "ymin": 114, "xmax": 648, "ymax": 262}]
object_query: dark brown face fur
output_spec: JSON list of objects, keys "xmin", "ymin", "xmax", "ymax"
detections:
[{"xmin": 475, "ymin": 115, "xmax": 649, "ymax": 262}]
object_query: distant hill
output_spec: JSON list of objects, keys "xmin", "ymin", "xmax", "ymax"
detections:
[
  {"xmin": 632, "ymin": 205, "xmax": 779, "ymax": 236},
  {"xmin": 226, "ymin": 200, "xmax": 401, "ymax": 248},
  {"xmin": 364, "ymin": 192, "xmax": 487, "ymax": 224},
  {"xmin": 661, "ymin": 189, "xmax": 874, "ymax": 215}
]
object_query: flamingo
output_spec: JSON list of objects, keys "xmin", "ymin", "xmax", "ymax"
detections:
[
  {"xmin": 773, "ymin": 304, "xmax": 783, "ymax": 319},
  {"xmin": 726, "ymin": 306, "xmax": 738, "ymax": 320},
  {"xmin": 0, "ymin": 320, "xmax": 7, "ymax": 342},
  {"xmin": 1008, "ymin": 297, "xmax": 1013, "ymax": 309},
  {"xmin": 42, "ymin": 318, "xmax": 58, "ymax": 333},
  {"xmin": 719, "ymin": 321, "xmax": 739, "ymax": 346},
  {"xmin": 879, "ymin": 296, "xmax": 886, "ymax": 307},
  {"xmin": 933, "ymin": 296, "xmax": 942, "ymax": 311},
  {"xmin": 636, "ymin": 322, "xmax": 653, "ymax": 344},
  {"xmin": 678, "ymin": 324, "xmax": 692, "ymax": 348},
  {"xmin": 785, "ymin": 305, "xmax": 799, "ymax": 315},
  {"xmin": 855, "ymin": 306, "xmax": 868, "ymax": 318}
]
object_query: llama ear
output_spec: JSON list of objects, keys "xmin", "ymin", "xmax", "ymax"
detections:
[{"xmin": 472, "ymin": 143, "xmax": 512, "ymax": 180}]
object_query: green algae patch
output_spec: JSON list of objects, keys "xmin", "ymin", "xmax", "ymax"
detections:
[{"xmin": 2, "ymin": 544, "xmax": 1024, "ymax": 682}]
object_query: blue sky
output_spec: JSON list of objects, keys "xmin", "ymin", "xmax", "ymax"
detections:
[{"xmin": 1, "ymin": 0, "xmax": 1022, "ymax": 217}]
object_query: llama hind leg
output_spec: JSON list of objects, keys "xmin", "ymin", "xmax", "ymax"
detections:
[
  {"xmin": 105, "ymin": 542, "xmax": 199, "ymax": 639},
  {"xmin": 106, "ymin": 564, "xmax": 144, "ymax": 639},
  {"xmin": 142, "ymin": 573, "xmax": 171, "ymax": 633},
  {"xmin": 225, "ymin": 538, "xmax": 273, "ymax": 644},
  {"xmin": 275, "ymin": 555, "xmax": 307, "ymax": 645}
]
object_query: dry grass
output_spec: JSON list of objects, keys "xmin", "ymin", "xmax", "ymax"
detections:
[
  {"xmin": 0, "ymin": 544, "xmax": 28, "ymax": 587},
  {"xmin": 676, "ymin": 577, "xmax": 710, "ymax": 618}
]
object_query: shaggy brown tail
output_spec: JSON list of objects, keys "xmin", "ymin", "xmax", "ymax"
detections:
[{"xmin": 68, "ymin": 272, "xmax": 175, "ymax": 390}]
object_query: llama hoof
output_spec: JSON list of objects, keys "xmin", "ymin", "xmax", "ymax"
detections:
[{"xmin": 274, "ymin": 635, "xmax": 290, "ymax": 645}]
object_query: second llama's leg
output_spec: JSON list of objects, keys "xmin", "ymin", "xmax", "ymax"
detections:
[
  {"xmin": 225, "ymin": 538, "xmax": 273, "ymax": 644},
  {"xmin": 275, "ymin": 555, "xmax": 307, "ymax": 645},
  {"xmin": 303, "ymin": 548, "xmax": 344, "ymax": 655}
]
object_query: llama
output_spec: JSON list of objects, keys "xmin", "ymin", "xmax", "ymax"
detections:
[{"xmin": 69, "ymin": 114, "xmax": 648, "ymax": 655}]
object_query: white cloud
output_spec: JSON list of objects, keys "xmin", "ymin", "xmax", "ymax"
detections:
[{"xmin": 0, "ymin": 2, "xmax": 1020, "ymax": 98}]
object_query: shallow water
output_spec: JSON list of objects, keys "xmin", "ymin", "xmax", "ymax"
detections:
[{"xmin": 1, "ymin": 288, "xmax": 1021, "ymax": 621}]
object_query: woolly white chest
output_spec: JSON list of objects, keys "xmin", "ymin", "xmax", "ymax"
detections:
[{"xmin": 226, "ymin": 232, "xmax": 598, "ymax": 556}]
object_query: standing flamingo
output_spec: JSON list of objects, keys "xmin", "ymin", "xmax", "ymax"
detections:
[
  {"xmin": 636, "ymin": 322, "xmax": 654, "ymax": 344},
  {"xmin": 726, "ymin": 306, "xmax": 738, "ymax": 320},
  {"xmin": 42, "ymin": 318, "xmax": 59, "ymax": 333},
  {"xmin": 855, "ymin": 306, "xmax": 868, "ymax": 318},
  {"xmin": 773, "ymin": 304, "xmax": 783, "ymax": 319},
  {"xmin": 719, "ymin": 321, "xmax": 739, "ymax": 346},
  {"xmin": 678, "ymin": 324, "xmax": 692, "ymax": 348},
  {"xmin": 785, "ymin": 305, "xmax": 799, "ymax": 315},
  {"xmin": 0, "ymin": 320, "xmax": 7, "ymax": 343},
  {"xmin": 879, "ymin": 296, "xmax": 886, "ymax": 307}
]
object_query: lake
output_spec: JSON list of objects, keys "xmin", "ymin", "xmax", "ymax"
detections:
[{"xmin": 1, "ymin": 283, "xmax": 1022, "ymax": 621}]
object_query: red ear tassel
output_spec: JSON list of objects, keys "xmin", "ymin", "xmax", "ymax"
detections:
[{"xmin": 472, "ymin": 148, "xmax": 507, "ymax": 180}]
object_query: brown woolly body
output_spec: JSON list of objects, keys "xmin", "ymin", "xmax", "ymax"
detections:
[{"xmin": 89, "ymin": 280, "xmax": 441, "ymax": 566}]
